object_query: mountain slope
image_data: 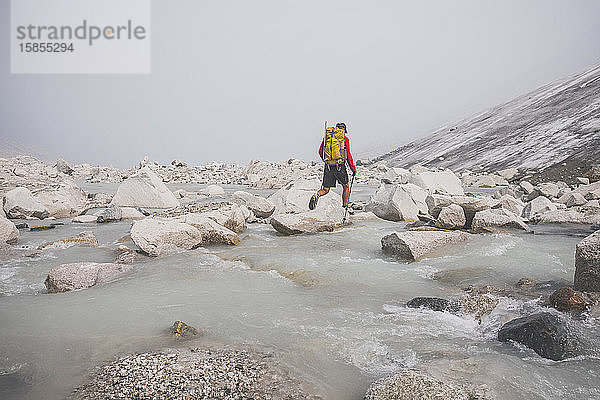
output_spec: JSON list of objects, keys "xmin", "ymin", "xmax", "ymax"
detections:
[{"xmin": 373, "ymin": 63, "xmax": 600, "ymax": 172}]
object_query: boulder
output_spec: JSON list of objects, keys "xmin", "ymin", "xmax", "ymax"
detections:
[
  {"xmin": 130, "ymin": 218, "xmax": 203, "ymax": 256},
  {"xmin": 531, "ymin": 209, "xmax": 600, "ymax": 225},
  {"xmin": 565, "ymin": 193, "xmax": 587, "ymax": 208},
  {"xmin": 34, "ymin": 180, "xmax": 87, "ymax": 218},
  {"xmin": 3, "ymin": 187, "xmax": 49, "ymax": 219},
  {"xmin": 170, "ymin": 321, "xmax": 199, "ymax": 338},
  {"xmin": 426, "ymin": 194, "xmax": 491, "ymax": 227},
  {"xmin": 120, "ymin": 207, "xmax": 145, "ymax": 220},
  {"xmin": 574, "ymin": 230, "xmax": 600, "ymax": 292},
  {"xmin": 271, "ymin": 205, "xmax": 344, "ymax": 235},
  {"xmin": 497, "ymin": 168, "xmax": 519, "ymax": 181},
  {"xmin": 521, "ymin": 196, "xmax": 557, "ymax": 220},
  {"xmin": 111, "ymin": 167, "xmax": 179, "ymax": 209},
  {"xmin": 38, "ymin": 231, "xmax": 99, "ymax": 250},
  {"xmin": 381, "ymin": 230, "xmax": 470, "ymax": 261},
  {"xmin": 536, "ymin": 183, "xmax": 560, "ymax": 199},
  {"xmin": 269, "ymin": 179, "xmax": 340, "ymax": 215},
  {"xmin": 471, "ymin": 209, "xmax": 529, "ymax": 232},
  {"xmin": 460, "ymin": 294, "xmax": 499, "ymax": 322},
  {"xmin": 365, "ymin": 184, "xmax": 428, "ymax": 222},
  {"xmin": 96, "ymin": 205, "xmax": 123, "ymax": 223},
  {"xmin": 435, "ymin": 204, "xmax": 466, "ymax": 229},
  {"xmin": 173, "ymin": 214, "xmax": 240, "ymax": 245},
  {"xmin": 72, "ymin": 214, "xmax": 98, "ymax": 223},
  {"xmin": 498, "ymin": 312, "xmax": 577, "ymax": 361},
  {"xmin": 114, "ymin": 245, "xmax": 139, "ymax": 264},
  {"xmin": 45, "ymin": 262, "xmax": 133, "ymax": 293},
  {"xmin": 577, "ymin": 177, "xmax": 590, "ymax": 185},
  {"xmin": 406, "ymin": 297, "xmax": 456, "ymax": 312},
  {"xmin": 364, "ymin": 370, "xmax": 479, "ymax": 400},
  {"xmin": 493, "ymin": 194, "xmax": 524, "ymax": 216},
  {"xmin": 0, "ymin": 216, "xmax": 19, "ymax": 244},
  {"xmin": 55, "ymin": 158, "xmax": 74, "ymax": 175},
  {"xmin": 199, "ymin": 185, "xmax": 225, "ymax": 197},
  {"xmin": 519, "ymin": 181, "xmax": 535, "ymax": 195},
  {"xmin": 231, "ymin": 191, "xmax": 275, "ymax": 218},
  {"xmin": 200, "ymin": 204, "xmax": 247, "ymax": 234},
  {"xmin": 381, "ymin": 167, "xmax": 411, "ymax": 184},
  {"xmin": 549, "ymin": 286, "xmax": 589, "ymax": 312},
  {"xmin": 409, "ymin": 169, "xmax": 464, "ymax": 195}
]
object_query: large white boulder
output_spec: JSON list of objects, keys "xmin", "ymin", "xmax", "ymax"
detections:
[
  {"xmin": 530, "ymin": 209, "xmax": 600, "ymax": 225},
  {"xmin": 365, "ymin": 183, "xmax": 428, "ymax": 222},
  {"xmin": 471, "ymin": 209, "xmax": 529, "ymax": 232},
  {"xmin": 34, "ymin": 180, "xmax": 87, "ymax": 218},
  {"xmin": 493, "ymin": 194, "xmax": 525, "ymax": 216},
  {"xmin": 435, "ymin": 204, "xmax": 466, "ymax": 229},
  {"xmin": 45, "ymin": 262, "xmax": 133, "ymax": 293},
  {"xmin": 111, "ymin": 167, "xmax": 179, "ymax": 209},
  {"xmin": 381, "ymin": 167, "xmax": 411, "ymax": 184},
  {"xmin": 409, "ymin": 169, "xmax": 464, "ymax": 195},
  {"xmin": 0, "ymin": 216, "xmax": 19, "ymax": 244},
  {"xmin": 173, "ymin": 213, "xmax": 240, "ymax": 245},
  {"xmin": 497, "ymin": 168, "xmax": 519, "ymax": 180},
  {"xmin": 3, "ymin": 187, "xmax": 49, "ymax": 219},
  {"xmin": 199, "ymin": 184, "xmax": 226, "ymax": 197},
  {"xmin": 231, "ymin": 191, "xmax": 275, "ymax": 218},
  {"xmin": 426, "ymin": 194, "xmax": 492, "ymax": 227},
  {"xmin": 200, "ymin": 204, "xmax": 247, "ymax": 234},
  {"xmin": 268, "ymin": 179, "xmax": 341, "ymax": 215},
  {"xmin": 130, "ymin": 218, "xmax": 203, "ymax": 256},
  {"xmin": 381, "ymin": 230, "xmax": 471, "ymax": 261},
  {"xmin": 270, "ymin": 204, "xmax": 345, "ymax": 235},
  {"xmin": 522, "ymin": 196, "xmax": 557, "ymax": 220}
]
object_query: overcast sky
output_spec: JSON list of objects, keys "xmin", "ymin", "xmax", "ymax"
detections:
[{"xmin": 1, "ymin": 0, "xmax": 600, "ymax": 168}]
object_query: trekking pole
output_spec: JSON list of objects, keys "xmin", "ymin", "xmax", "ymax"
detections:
[{"xmin": 342, "ymin": 174, "xmax": 355, "ymax": 224}]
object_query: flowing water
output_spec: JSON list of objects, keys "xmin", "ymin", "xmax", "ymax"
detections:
[{"xmin": 1, "ymin": 184, "xmax": 599, "ymax": 399}]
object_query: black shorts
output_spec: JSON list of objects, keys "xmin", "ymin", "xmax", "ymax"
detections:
[{"xmin": 322, "ymin": 163, "xmax": 349, "ymax": 188}]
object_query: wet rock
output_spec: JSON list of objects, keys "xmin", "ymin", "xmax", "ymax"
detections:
[
  {"xmin": 173, "ymin": 213, "xmax": 240, "ymax": 245},
  {"xmin": 34, "ymin": 179, "xmax": 87, "ymax": 218},
  {"xmin": 271, "ymin": 205, "xmax": 344, "ymax": 235},
  {"xmin": 471, "ymin": 208, "xmax": 529, "ymax": 232},
  {"xmin": 381, "ymin": 230, "xmax": 470, "ymax": 261},
  {"xmin": 516, "ymin": 277, "xmax": 536, "ymax": 289},
  {"xmin": 3, "ymin": 187, "xmax": 49, "ymax": 219},
  {"xmin": 130, "ymin": 218, "xmax": 203, "ymax": 256},
  {"xmin": 426, "ymin": 194, "xmax": 491, "ymax": 228},
  {"xmin": 114, "ymin": 245, "xmax": 139, "ymax": 264},
  {"xmin": 96, "ymin": 205, "xmax": 122, "ymax": 223},
  {"xmin": 364, "ymin": 370, "xmax": 482, "ymax": 400},
  {"xmin": 231, "ymin": 191, "xmax": 275, "ymax": 218},
  {"xmin": 498, "ymin": 312, "xmax": 577, "ymax": 361},
  {"xmin": 549, "ymin": 286, "xmax": 589, "ymax": 312},
  {"xmin": 38, "ymin": 231, "xmax": 99, "ymax": 250},
  {"xmin": 45, "ymin": 262, "xmax": 133, "ymax": 293},
  {"xmin": 460, "ymin": 294, "xmax": 498, "ymax": 322},
  {"xmin": 29, "ymin": 225, "xmax": 55, "ymax": 231},
  {"xmin": 55, "ymin": 158, "xmax": 74, "ymax": 175},
  {"xmin": 0, "ymin": 216, "xmax": 19, "ymax": 244},
  {"xmin": 521, "ymin": 196, "xmax": 557, "ymax": 220},
  {"xmin": 406, "ymin": 297, "xmax": 457, "ymax": 312},
  {"xmin": 435, "ymin": 204, "xmax": 466, "ymax": 229},
  {"xmin": 365, "ymin": 183, "xmax": 427, "ymax": 221},
  {"xmin": 72, "ymin": 214, "xmax": 97, "ymax": 223},
  {"xmin": 574, "ymin": 230, "xmax": 600, "ymax": 292},
  {"xmin": 200, "ymin": 204, "xmax": 247, "ymax": 234},
  {"xmin": 111, "ymin": 166, "xmax": 179, "ymax": 209},
  {"xmin": 170, "ymin": 321, "xmax": 199, "ymax": 338}
]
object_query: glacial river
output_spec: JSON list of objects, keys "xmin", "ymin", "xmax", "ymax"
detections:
[{"xmin": 0, "ymin": 184, "xmax": 599, "ymax": 399}]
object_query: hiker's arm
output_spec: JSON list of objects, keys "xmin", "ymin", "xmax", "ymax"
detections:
[
  {"xmin": 318, "ymin": 139, "xmax": 324, "ymax": 160},
  {"xmin": 345, "ymin": 137, "xmax": 356, "ymax": 173}
]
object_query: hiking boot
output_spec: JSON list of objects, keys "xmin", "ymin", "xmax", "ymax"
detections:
[{"xmin": 309, "ymin": 194, "xmax": 319, "ymax": 210}]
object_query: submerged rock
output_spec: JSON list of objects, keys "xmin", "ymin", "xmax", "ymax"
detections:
[
  {"xmin": 549, "ymin": 286, "xmax": 589, "ymax": 312},
  {"xmin": 574, "ymin": 230, "xmax": 600, "ymax": 292},
  {"xmin": 498, "ymin": 312, "xmax": 577, "ymax": 361},
  {"xmin": 460, "ymin": 294, "xmax": 499, "ymax": 322},
  {"xmin": 38, "ymin": 231, "xmax": 99, "ymax": 250},
  {"xmin": 406, "ymin": 297, "xmax": 457, "ymax": 312},
  {"xmin": 130, "ymin": 218, "xmax": 203, "ymax": 256},
  {"xmin": 170, "ymin": 321, "xmax": 199, "ymax": 338},
  {"xmin": 111, "ymin": 166, "xmax": 179, "ymax": 209},
  {"xmin": 364, "ymin": 370, "xmax": 483, "ymax": 400},
  {"xmin": 45, "ymin": 262, "xmax": 133, "ymax": 293},
  {"xmin": 96, "ymin": 205, "xmax": 123, "ymax": 223},
  {"xmin": 3, "ymin": 187, "xmax": 49, "ymax": 219},
  {"xmin": 381, "ymin": 230, "xmax": 470, "ymax": 261}
]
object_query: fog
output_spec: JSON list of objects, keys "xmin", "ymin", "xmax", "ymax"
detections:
[{"xmin": 1, "ymin": 0, "xmax": 599, "ymax": 168}]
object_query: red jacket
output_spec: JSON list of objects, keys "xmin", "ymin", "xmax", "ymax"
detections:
[{"xmin": 318, "ymin": 136, "xmax": 356, "ymax": 173}]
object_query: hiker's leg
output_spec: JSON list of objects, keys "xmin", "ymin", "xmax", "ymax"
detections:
[
  {"xmin": 342, "ymin": 184, "xmax": 349, "ymax": 207},
  {"xmin": 318, "ymin": 187, "xmax": 330, "ymax": 196}
]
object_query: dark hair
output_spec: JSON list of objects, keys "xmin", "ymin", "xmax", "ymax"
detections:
[{"xmin": 336, "ymin": 122, "xmax": 347, "ymax": 132}]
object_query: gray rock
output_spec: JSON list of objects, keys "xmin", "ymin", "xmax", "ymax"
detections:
[
  {"xmin": 574, "ymin": 230, "xmax": 600, "ymax": 292},
  {"xmin": 381, "ymin": 167, "xmax": 411, "ymax": 184},
  {"xmin": 171, "ymin": 159, "xmax": 187, "ymax": 167},
  {"xmin": 34, "ymin": 179, "xmax": 88, "ymax": 219},
  {"xmin": 531, "ymin": 209, "xmax": 600, "ymax": 225},
  {"xmin": 130, "ymin": 218, "xmax": 203, "ymax": 256},
  {"xmin": 0, "ymin": 216, "xmax": 19, "ymax": 244},
  {"xmin": 120, "ymin": 207, "xmax": 145, "ymax": 220},
  {"xmin": 231, "ymin": 191, "xmax": 275, "ymax": 218},
  {"xmin": 435, "ymin": 204, "xmax": 466, "ymax": 229},
  {"xmin": 45, "ymin": 262, "xmax": 133, "ymax": 293},
  {"xmin": 96, "ymin": 205, "xmax": 123, "ymax": 223},
  {"xmin": 366, "ymin": 183, "xmax": 427, "ymax": 222},
  {"xmin": 565, "ymin": 193, "xmax": 588, "ymax": 208},
  {"xmin": 498, "ymin": 312, "xmax": 577, "ymax": 361},
  {"xmin": 493, "ymin": 194, "xmax": 525, "ymax": 216},
  {"xmin": 426, "ymin": 194, "xmax": 491, "ymax": 227},
  {"xmin": 381, "ymin": 230, "xmax": 471, "ymax": 261},
  {"xmin": 111, "ymin": 167, "xmax": 179, "ymax": 209},
  {"xmin": 497, "ymin": 168, "xmax": 519, "ymax": 180},
  {"xmin": 3, "ymin": 187, "xmax": 49, "ymax": 219},
  {"xmin": 577, "ymin": 177, "xmax": 590, "ymax": 185},
  {"xmin": 173, "ymin": 213, "xmax": 240, "ymax": 245},
  {"xmin": 200, "ymin": 204, "xmax": 247, "ymax": 234},
  {"xmin": 268, "ymin": 178, "xmax": 340, "ymax": 215},
  {"xmin": 408, "ymin": 169, "xmax": 464, "ymax": 195},
  {"xmin": 72, "ymin": 214, "xmax": 97, "ymax": 223},
  {"xmin": 55, "ymin": 158, "xmax": 74, "ymax": 175},
  {"xmin": 38, "ymin": 231, "xmax": 99, "ymax": 250},
  {"xmin": 472, "ymin": 208, "xmax": 529, "ymax": 232},
  {"xmin": 199, "ymin": 184, "xmax": 225, "ymax": 197},
  {"xmin": 522, "ymin": 196, "xmax": 557, "ymax": 220},
  {"xmin": 406, "ymin": 297, "xmax": 457, "ymax": 312},
  {"xmin": 520, "ymin": 180, "xmax": 535, "ymax": 195},
  {"xmin": 271, "ymin": 205, "xmax": 344, "ymax": 235}
]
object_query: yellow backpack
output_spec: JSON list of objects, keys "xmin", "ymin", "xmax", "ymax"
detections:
[{"xmin": 323, "ymin": 126, "xmax": 346, "ymax": 164}]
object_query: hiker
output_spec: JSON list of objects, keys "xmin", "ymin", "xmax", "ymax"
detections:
[{"xmin": 309, "ymin": 122, "xmax": 357, "ymax": 210}]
